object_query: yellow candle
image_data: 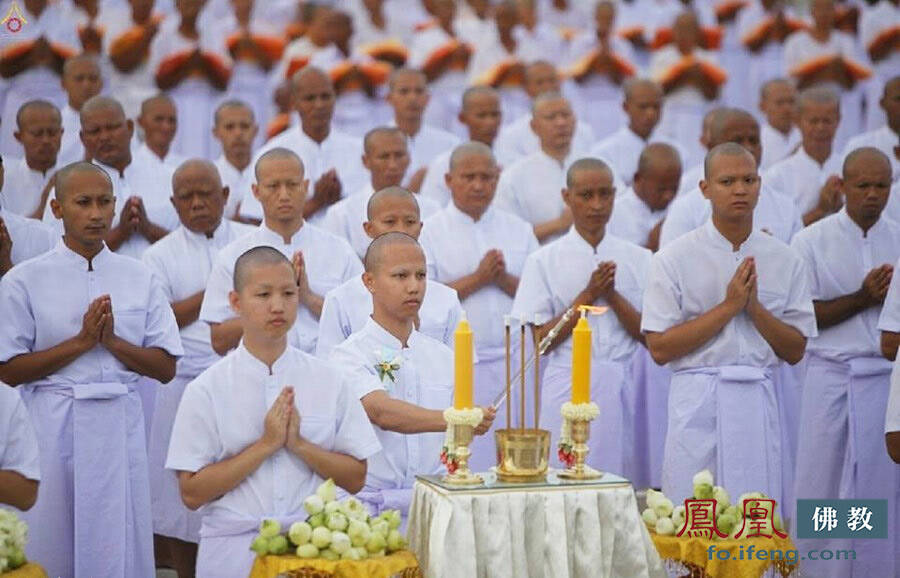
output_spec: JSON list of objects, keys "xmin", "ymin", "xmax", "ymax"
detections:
[
  {"xmin": 571, "ymin": 315, "xmax": 591, "ymax": 404},
  {"xmin": 454, "ymin": 315, "xmax": 474, "ymax": 409}
]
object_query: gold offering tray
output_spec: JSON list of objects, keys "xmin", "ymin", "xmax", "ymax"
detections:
[{"xmin": 417, "ymin": 471, "xmax": 629, "ymax": 492}]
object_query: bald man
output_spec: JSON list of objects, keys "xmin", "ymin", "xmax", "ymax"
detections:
[
  {"xmin": 758, "ymin": 79, "xmax": 801, "ymax": 171},
  {"xmin": 329, "ymin": 232, "xmax": 491, "ymax": 518},
  {"xmin": 5, "ymin": 100, "xmax": 63, "ymax": 218},
  {"xmin": 200, "ymin": 148, "xmax": 362, "ymax": 356},
  {"xmin": 212, "ymin": 100, "xmax": 260, "ymax": 221},
  {"xmin": 324, "ymin": 127, "xmax": 441, "ymax": 259},
  {"xmin": 0, "ymin": 156, "xmax": 57, "ymax": 278},
  {"xmin": 59, "ymin": 55, "xmax": 102, "ymax": 166},
  {"xmin": 317, "ymin": 187, "xmax": 463, "ymax": 358},
  {"xmin": 764, "ymin": 87, "xmax": 843, "ymax": 225},
  {"xmin": 142, "ymin": 160, "xmax": 255, "ymax": 570},
  {"xmin": 642, "ymin": 143, "xmax": 816, "ymax": 507},
  {"xmin": 513, "ymin": 158, "xmax": 651, "ymax": 481},
  {"xmin": 494, "ymin": 61, "xmax": 596, "ymax": 168},
  {"xmin": 661, "ymin": 108, "xmax": 802, "ymax": 247},
  {"xmin": 168, "ymin": 245, "xmax": 379, "ymax": 578},
  {"xmin": 842, "ymin": 77, "xmax": 900, "ymax": 180},
  {"xmin": 675, "ymin": 106, "xmax": 730, "ymax": 196},
  {"xmin": 135, "ymin": 94, "xmax": 187, "ymax": 172},
  {"xmin": 419, "ymin": 142, "xmax": 539, "ymax": 471},
  {"xmin": 420, "ymin": 86, "xmax": 503, "ymax": 206},
  {"xmin": 248, "ymin": 67, "xmax": 367, "ymax": 224},
  {"xmin": 0, "ymin": 162, "xmax": 182, "ymax": 578}
]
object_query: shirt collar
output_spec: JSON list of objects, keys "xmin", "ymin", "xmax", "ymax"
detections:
[
  {"xmin": 53, "ymin": 238, "xmax": 113, "ymax": 270},
  {"xmin": 836, "ymin": 207, "xmax": 888, "ymax": 238},
  {"xmin": 796, "ymin": 145, "xmax": 835, "ymax": 170},
  {"xmin": 701, "ymin": 217, "xmax": 756, "ymax": 252},
  {"xmin": 446, "ymin": 201, "xmax": 494, "ymax": 225},
  {"xmin": 562, "ymin": 226, "xmax": 609, "ymax": 254},
  {"xmin": 94, "ymin": 158, "xmax": 131, "ymax": 181},
  {"xmin": 181, "ymin": 220, "xmax": 230, "ymax": 244},
  {"xmin": 258, "ymin": 221, "xmax": 308, "ymax": 246},
  {"xmin": 235, "ymin": 340, "xmax": 293, "ymax": 375},
  {"xmin": 362, "ymin": 316, "xmax": 422, "ymax": 352},
  {"xmin": 216, "ymin": 155, "xmax": 251, "ymax": 177},
  {"xmin": 294, "ymin": 125, "xmax": 332, "ymax": 150}
]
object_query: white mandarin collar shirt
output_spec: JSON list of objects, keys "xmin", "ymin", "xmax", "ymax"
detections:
[
  {"xmin": 2, "ymin": 156, "xmax": 56, "ymax": 217},
  {"xmin": 199, "ymin": 222, "xmax": 363, "ymax": 354},
  {"xmin": 494, "ymin": 114, "xmax": 596, "ymax": 169},
  {"xmin": 134, "ymin": 141, "xmax": 187, "ymax": 172},
  {"xmin": 513, "ymin": 228, "xmax": 651, "ymax": 364},
  {"xmin": 763, "ymin": 146, "xmax": 842, "ymax": 214},
  {"xmin": 0, "ymin": 203, "xmax": 57, "ymax": 267},
  {"xmin": 213, "ymin": 155, "xmax": 253, "ymax": 220},
  {"xmin": 400, "ymin": 124, "xmax": 460, "ymax": 175},
  {"xmin": 495, "ymin": 149, "xmax": 574, "ymax": 243},
  {"xmin": 59, "ymin": 104, "xmax": 85, "ymax": 167},
  {"xmin": 143, "ymin": 220, "xmax": 255, "ymax": 378},
  {"xmin": 842, "ymin": 126, "xmax": 900, "ymax": 183},
  {"xmin": 591, "ymin": 126, "xmax": 683, "ymax": 187},
  {"xmin": 166, "ymin": 342, "xmax": 381, "ymax": 521},
  {"xmin": 420, "ymin": 204, "xmax": 538, "ymax": 359},
  {"xmin": 0, "ymin": 383, "xmax": 41, "ymax": 482},
  {"xmin": 642, "ymin": 219, "xmax": 817, "ymax": 372},
  {"xmin": 328, "ymin": 318, "xmax": 452, "ymax": 490},
  {"xmin": 607, "ymin": 187, "xmax": 668, "ymax": 248},
  {"xmin": 760, "ymin": 123, "xmax": 801, "ymax": 171},
  {"xmin": 879, "ymin": 256, "xmax": 900, "ymax": 333},
  {"xmin": 792, "ymin": 210, "xmax": 900, "ymax": 361},
  {"xmin": 0, "ymin": 240, "xmax": 183, "ymax": 387},
  {"xmin": 316, "ymin": 275, "xmax": 463, "ymax": 359}
]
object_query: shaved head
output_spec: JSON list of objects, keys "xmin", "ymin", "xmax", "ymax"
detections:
[
  {"xmin": 531, "ymin": 90, "xmax": 567, "ymax": 115},
  {"xmin": 388, "ymin": 67, "xmax": 427, "ymax": 92},
  {"xmin": 63, "ymin": 54, "xmax": 100, "ymax": 78},
  {"xmin": 367, "ymin": 186, "xmax": 420, "ymax": 220},
  {"xmin": 363, "ymin": 231, "xmax": 423, "ymax": 272},
  {"xmin": 254, "ymin": 147, "xmax": 304, "ymax": 181},
  {"xmin": 708, "ymin": 108, "xmax": 758, "ymax": 146},
  {"xmin": 637, "ymin": 142, "xmax": 682, "ymax": 174},
  {"xmin": 291, "ymin": 65, "xmax": 331, "ymax": 91},
  {"xmin": 172, "ymin": 159, "xmax": 222, "ymax": 192},
  {"xmin": 843, "ymin": 146, "xmax": 891, "ymax": 179},
  {"xmin": 624, "ymin": 78, "xmax": 662, "ymax": 102},
  {"xmin": 566, "ymin": 157, "xmax": 612, "ymax": 187},
  {"xmin": 55, "ymin": 161, "xmax": 113, "ymax": 201},
  {"xmin": 461, "ymin": 86, "xmax": 499, "ymax": 110},
  {"xmin": 16, "ymin": 99, "xmax": 61, "ymax": 129},
  {"xmin": 760, "ymin": 78, "xmax": 795, "ymax": 102},
  {"xmin": 449, "ymin": 141, "xmax": 495, "ymax": 170},
  {"xmin": 797, "ymin": 86, "xmax": 839, "ymax": 115},
  {"xmin": 233, "ymin": 246, "xmax": 293, "ymax": 292},
  {"xmin": 214, "ymin": 99, "xmax": 255, "ymax": 125},
  {"xmin": 80, "ymin": 95, "xmax": 126, "ymax": 121},
  {"xmin": 140, "ymin": 93, "xmax": 176, "ymax": 116},
  {"xmin": 363, "ymin": 126, "xmax": 405, "ymax": 155},
  {"xmin": 704, "ymin": 142, "xmax": 757, "ymax": 179}
]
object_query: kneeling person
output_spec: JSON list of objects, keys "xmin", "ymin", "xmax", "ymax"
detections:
[{"xmin": 167, "ymin": 247, "xmax": 381, "ymax": 578}]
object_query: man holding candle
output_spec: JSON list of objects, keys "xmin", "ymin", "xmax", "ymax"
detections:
[
  {"xmin": 329, "ymin": 232, "xmax": 494, "ymax": 519},
  {"xmin": 419, "ymin": 142, "xmax": 539, "ymax": 472},
  {"xmin": 512, "ymin": 158, "xmax": 651, "ymax": 479},
  {"xmin": 641, "ymin": 142, "xmax": 817, "ymax": 508}
]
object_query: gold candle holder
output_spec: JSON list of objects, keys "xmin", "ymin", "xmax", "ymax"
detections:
[
  {"xmin": 442, "ymin": 422, "xmax": 483, "ymax": 486},
  {"xmin": 557, "ymin": 418, "xmax": 602, "ymax": 480}
]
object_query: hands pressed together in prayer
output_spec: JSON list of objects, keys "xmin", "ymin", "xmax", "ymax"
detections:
[
  {"xmin": 724, "ymin": 257, "xmax": 765, "ymax": 319},
  {"xmin": 475, "ymin": 249, "xmax": 508, "ymax": 286},
  {"xmin": 859, "ymin": 264, "xmax": 894, "ymax": 307},
  {"xmin": 583, "ymin": 261, "xmax": 617, "ymax": 303},
  {"xmin": 76, "ymin": 295, "xmax": 118, "ymax": 351},
  {"xmin": 261, "ymin": 386, "xmax": 304, "ymax": 455}
]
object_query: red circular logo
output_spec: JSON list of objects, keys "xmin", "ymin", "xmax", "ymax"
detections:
[{"xmin": 6, "ymin": 17, "xmax": 22, "ymax": 33}]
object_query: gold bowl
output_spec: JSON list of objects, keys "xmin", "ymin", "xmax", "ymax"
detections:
[{"xmin": 494, "ymin": 428, "xmax": 551, "ymax": 482}]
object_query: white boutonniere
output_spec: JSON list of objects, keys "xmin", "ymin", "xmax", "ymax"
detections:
[{"xmin": 374, "ymin": 348, "xmax": 402, "ymax": 383}]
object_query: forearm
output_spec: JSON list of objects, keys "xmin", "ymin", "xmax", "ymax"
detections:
[
  {"xmin": 0, "ymin": 471, "xmax": 38, "ymax": 511},
  {"xmin": 140, "ymin": 222, "xmax": 170, "ymax": 244},
  {"xmin": 178, "ymin": 439, "xmax": 275, "ymax": 510},
  {"xmin": 813, "ymin": 291, "xmax": 870, "ymax": 330},
  {"xmin": 0, "ymin": 258, "xmax": 12, "ymax": 277},
  {"xmin": 645, "ymin": 302, "xmax": 737, "ymax": 365},
  {"xmin": 881, "ymin": 331, "xmax": 899, "ymax": 361},
  {"xmin": 364, "ymin": 395, "xmax": 447, "ymax": 433},
  {"xmin": 533, "ymin": 217, "xmax": 567, "ymax": 243},
  {"xmin": 172, "ymin": 292, "xmax": 204, "ymax": 328},
  {"xmin": 104, "ymin": 336, "xmax": 177, "ymax": 383},
  {"xmin": 447, "ymin": 272, "xmax": 488, "ymax": 301},
  {"xmin": 210, "ymin": 319, "xmax": 243, "ymax": 355},
  {"xmin": 887, "ymin": 432, "xmax": 900, "ymax": 464},
  {"xmin": 301, "ymin": 291, "xmax": 324, "ymax": 319},
  {"xmin": 496, "ymin": 273, "xmax": 519, "ymax": 298},
  {"xmin": 105, "ymin": 223, "xmax": 131, "ymax": 251},
  {"xmin": 0, "ymin": 336, "xmax": 92, "ymax": 386},
  {"xmin": 748, "ymin": 303, "xmax": 807, "ymax": 364},
  {"xmin": 0, "ymin": 53, "xmax": 31, "ymax": 78},
  {"xmin": 537, "ymin": 293, "xmax": 590, "ymax": 355},
  {"xmin": 802, "ymin": 206, "xmax": 831, "ymax": 226},
  {"xmin": 608, "ymin": 290, "xmax": 644, "ymax": 343},
  {"xmin": 302, "ymin": 197, "xmax": 326, "ymax": 219},
  {"xmin": 287, "ymin": 438, "xmax": 366, "ymax": 494}
]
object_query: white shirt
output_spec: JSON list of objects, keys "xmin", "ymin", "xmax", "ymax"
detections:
[
  {"xmin": 659, "ymin": 183, "xmax": 802, "ymax": 247},
  {"xmin": 133, "ymin": 141, "xmax": 186, "ymax": 172},
  {"xmin": 213, "ymin": 156, "xmax": 253, "ymax": 220},
  {"xmin": 512, "ymin": 228, "xmax": 651, "ymax": 365},
  {"xmin": 783, "ymin": 29, "xmax": 859, "ymax": 79},
  {"xmin": 641, "ymin": 219, "xmax": 817, "ymax": 372},
  {"xmin": 103, "ymin": 10, "xmax": 166, "ymax": 118},
  {"xmin": 59, "ymin": 104, "xmax": 85, "ymax": 166},
  {"xmin": 842, "ymin": 126, "xmax": 900, "ymax": 183},
  {"xmin": 328, "ymin": 318, "xmax": 452, "ymax": 490},
  {"xmin": 1, "ymin": 156, "xmax": 56, "ymax": 217},
  {"xmin": 494, "ymin": 114, "xmax": 596, "ymax": 169},
  {"xmin": 316, "ymin": 275, "xmax": 463, "ymax": 359},
  {"xmin": 763, "ymin": 147, "xmax": 842, "ymax": 214},
  {"xmin": 606, "ymin": 187, "xmax": 668, "ymax": 248},
  {"xmin": 0, "ymin": 383, "xmax": 40, "ymax": 481},
  {"xmin": 166, "ymin": 342, "xmax": 381, "ymax": 522},
  {"xmin": 760, "ymin": 123, "xmax": 801, "ymax": 171},
  {"xmin": 860, "ymin": 1, "xmax": 900, "ymax": 80},
  {"xmin": 403, "ymin": 124, "xmax": 460, "ymax": 176},
  {"xmin": 0, "ymin": 204, "xmax": 57, "ymax": 267},
  {"xmin": 420, "ymin": 204, "xmax": 538, "ymax": 359},
  {"xmin": 199, "ymin": 222, "xmax": 363, "ymax": 354},
  {"xmin": 792, "ymin": 210, "xmax": 900, "ymax": 361},
  {"xmin": 142, "ymin": 220, "xmax": 255, "ymax": 378},
  {"xmin": 0, "ymin": 240, "xmax": 183, "ymax": 386},
  {"xmin": 590, "ymin": 126, "xmax": 682, "ymax": 187},
  {"xmin": 322, "ymin": 184, "xmax": 442, "ymax": 259},
  {"xmin": 886, "ymin": 356, "xmax": 900, "ymax": 433},
  {"xmin": 418, "ymin": 148, "xmax": 455, "ymax": 207},
  {"xmin": 878, "ymin": 256, "xmax": 900, "ymax": 334}
]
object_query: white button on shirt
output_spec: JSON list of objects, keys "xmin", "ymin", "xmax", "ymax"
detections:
[
  {"xmin": 166, "ymin": 342, "xmax": 381, "ymax": 521},
  {"xmin": 420, "ymin": 204, "xmax": 539, "ymax": 360},
  {"xmin": 763, "ymin": 147, "xmax": 842, "ymax": 215},
  {"xmin": 0, "ymin": 383, "xmax": 41, "ymax": 482},
  {"xmin": 143, "ymin": 220, "xmax": 256, "ymax": 378},
  {"xmin": 606, "ymin": 187, "xmax": 668, "ymax": 248},
  {"xmin": 199, "ymin": 223, "xmax": 363, "ymax": 353},
  {"xmin": 1, "ymin": 157, "xmax": 56, "ymax": 217},
  {"xmin": 642, "ymin": 219, "xmax": 817, "ymax": 372},
  {"xmin": 328, "ymin": 318, "xmax": 453, "ymax": 490},
  {"xmin": 513, "ymin": 228, "xmax": 651, "ymax": 365},
  {"xmin": 0, "ymin": 204, "xmax": 57, "ymax": 267},
  {"xmin": 0, "ymin": 240, "xmax": 184, "ymax": 386},
  {"xmin": 792, "ymin": 210, "xmax": 900, "ymax": 361},
  {"xmin": 316, "ymin": 275, "xmax": 463, "ymax": 359},
  {"xmin": 878, "ymin": 256, "xmax": 900, "ymax": 334}
]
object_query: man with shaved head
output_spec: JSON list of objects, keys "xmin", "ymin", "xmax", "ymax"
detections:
[
  {"xmin": 791, "ymin": 147, "xmax": 899, "ymax": 577},
  {"xmin": 324, "ymin": 127, "xmax": 441, "ymax": 259},
  {"xmin": 213, "ymin": 100, "xmax": 260, "ymax": 221},
  {"xmin": 758, "ymin": 78, "xmax": 800, "ymax": 170},
  {"xmin": 200, "ymin": 147, "xmax": 362, "ymax": 357},
  {"xmin": 142, "ymin": 159, "xmax": 255, "ymax": 574},
  {"xmin": 420, "ymin": 86, "xmax": 503, "ymax": 206},
  {"xmin": 135, "ymin": 94, "xmax": 186, "ymax": 172},
  {"xmin": 642, "ymin": 143, "xmax": 816, "ymax": 508},
  {"xmin": 329, "ymin": 232, "xmax": 492, "ymax": 518},
  {"xmin": 248, "ymin": 67, "xmax": 367, "ymax": 223},
  {"xmin": 317, "ymin": 186, "xmax": 463, "ymax": 358},
  {"xmin": 59, "ymin": 55, "xmax": 102, "ymax": 166},
  {"xmin": 494, "ymin": 61, "xmax": 596, "ymax": 168},
  {"xmin": 513, "ymin": 157, "xmax": 651, "ymax": 481},
  {"xmin": 419, "ymin": 141, "xmax": 538, "ymax": 471},
  {"xmin": 4, "ymin": 100, "xmax": 63, "ymax": 218},
  {"xmin": 0, "ymin": 155, "xmax": 57, "ymax": 278},
  {"xmin": 843, "ymin": 76, "xmax": 900, "ymax": 179},
  {"xmin": 168, "ymin": 243, "xmax": 379, "ymax": 578},
  {"xmin": 0, "ymin": 161, "xmax": 183, "ymax": 578},
  {"xmin": 661, "ymin": 107, "xmax": 801, "ymax": 247}
]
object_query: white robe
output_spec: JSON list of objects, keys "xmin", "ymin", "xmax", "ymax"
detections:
[
  {"xmin": 606, "ymin": 187, "xmax": 668, "ymax": 248},
  {"xmin": 1, "ymin": 156, "xmax": 56, "ymax": 217},
  {"xmin": 641, "ymin": 219, "xmax": 817, "ymax": 505},
  {"xmin": 590, "ymin": 126, "xmax": 683, "ymax": 187},
  {"xmin": 0, "ymin": 240, "xmax": 183, "ymax": 578},
  {"xmin": 0, "ymin": 382, "xmax": 41, "ymax": 484},
  {"xmin": 0, "ymin": 204, "xmax": 56, "ymax": 267},
  {"xmin": 790, "ymin": 210, "xmax": 900, "ymax": 578},
  {"xmin": 879, "ymin": 256, "xmax": 900, "ymax": 338},
  {"xmin": 512, "ymin": 229, "xmax": 652, "ymax": 484},
  {"xmin": 736, "ymin": 2, "xmax": 801, "ymax": 109},
  {"xmin": 199, "ymin": 222, "xmax": 363, "ymax": 354},
  {"xmin": 141, "ymin": 220, "xmax": 254, "ymax": 542},
  {"xmin": 418, "ymin": 148, "xmax": 456, "ymax": 207},
  {"xmin": 763, "ymin": 146, "xmax": 842, "ymax": 215},
  {"xmin": 402, "ymin": 124, "xmax": 460, "ymax": 178},
  {"xmin": 760, "ymin": 123, "xmax": 801, "ymax": 171},
  {"xmin": 494, "ymin": 114, "xmax": 596, "ymax": 170},
  {"xmin": 410, "ymin": 24, "xmax": 471, "ymax": 137},
  {"xmin": 213, "ymin": 155, "xmax": 253, "ymax": 220},
  {"xmin": 133, "ymin": 141, "xmax": 186, "ymax": 173},
  {"xmin": 329, "ymin": 318, "xmax": 453, "ymax": 517},
  {"xmin": 166, "ymin": 342, "xmax": 381, "ymax": 578},
  {"xmin": 842, "ymin": 125, "xmax": 900, "ymax": 183},
  {"xmin": 888, "ymin": 357, "xmax": 900, "ymax": 434},
  {"xmin": 59, "ymin": 104, "xmax": 85, "ymax": 166},
  {"xmin": 104, "ymin": 11, "xmax": 168, "ymax": 119}
]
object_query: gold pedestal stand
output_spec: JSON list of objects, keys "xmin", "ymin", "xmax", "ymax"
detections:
[
  {"xmin": 495, "ymin": 428, "xmax": 551, "ymax": 482},
  {"xmin": 557, "ymin": 418, "xmax": 603, "ymax": 480},
  {"xmin": 442, "ymin": 422, "xmax": 483, "ymax": 486}
]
